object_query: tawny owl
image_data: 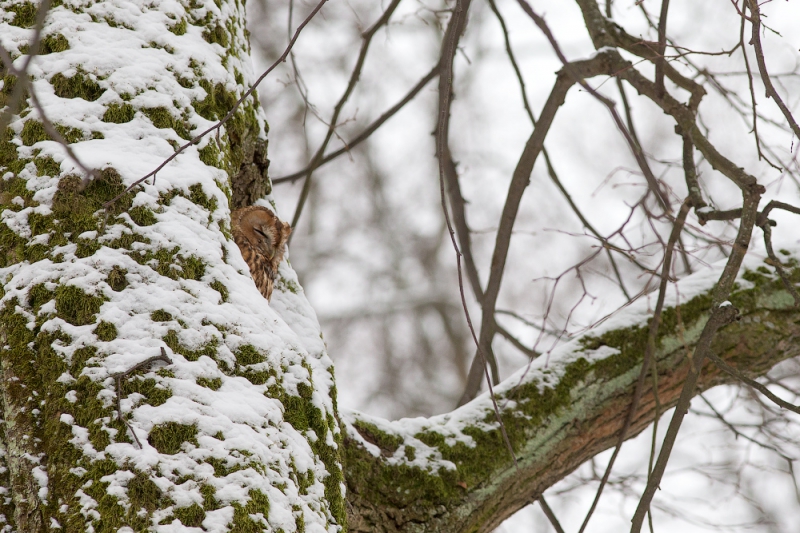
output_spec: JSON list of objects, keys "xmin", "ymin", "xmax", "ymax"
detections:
[{"xmin": 231, "ymin": 205, "xmax": 292, "ymax": 301}]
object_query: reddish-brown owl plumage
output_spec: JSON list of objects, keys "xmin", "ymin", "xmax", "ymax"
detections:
[{"xmin": 231, "ymin": 205, "xmax": 292, "ymax": 301}]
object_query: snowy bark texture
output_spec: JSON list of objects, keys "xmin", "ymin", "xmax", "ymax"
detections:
[
  {"xmin": 0, "ymin": 0, "xmax": 343, "ymax": 532},
  {"xmin": 342, "ymin": 262, "xmax": 800, "ymax": 533}
]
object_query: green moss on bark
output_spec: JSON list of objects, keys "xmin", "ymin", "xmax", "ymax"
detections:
[
  {"xmin": 148, "ymin": 422, "xmax": 198, "ymax": 455},
  {"xmin": 51, "ymin": 71, "xmax": 104, "ymax": 101}
]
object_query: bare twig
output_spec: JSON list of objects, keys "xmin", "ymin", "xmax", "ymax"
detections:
[
  {"xmin": 757, "ymin": 200, "xmax": 800, "ymax": 306},
  {"xmin": 537, "ymin": 496, "xmax": 566, "ymax": 533},
  {"xmin": 706, "ymin": 352, "xmax": 800, "ymax": 415},
  {"xmin": 0, "ymin": 0, "xmax": 51, "ymax": 136},
  {"xmin": 0, "ymin": 0, "xmax": 95, "ymax": 181},
  {"xmin": 112, "ymin": 347, "xmax": 173, "ymax": 449},
  {"xmin": 289, "ymin": 0, "xmax": 403, "ymax": 233},
  {"xmin": 515, "ymin": 1, "xmax": 671, "ymax": 212},
  {"xmin": 747, "ymin": 0, "xmax": 800, "ymax": 140},
  {"xmin": 579, "ymin": 198, "xmax": 691, "ymax": 533},
  {"xmin": 655, "ymin": 0, "xmax": 671, "ymax": 99},
  {"xmin": 102, "ymin": 0, "xmax": 330, "ymax": 211},
  {"xmin": 273, "ymin": 63, "xmax": 441, "ymax": 184},
  {"xmin": 458, "ymin": 53, "xmax": 615, "ymax": 406},
  {"xmin": 630, "ymin": 188, "xmax": 762, "ymax": 532},
  {"xmin": 436, "ymin": 0, "xmax": 517, "ymax": 466}
]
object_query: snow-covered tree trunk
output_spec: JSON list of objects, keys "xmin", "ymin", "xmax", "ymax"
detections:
[{"xmin": 0, "ymin": 0, "xmax": 344, "ymax": 531}]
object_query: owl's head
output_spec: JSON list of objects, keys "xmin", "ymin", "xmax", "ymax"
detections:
[{"xmin": 232, "ymin": 206, "xmax": 292, "ymax": 263}]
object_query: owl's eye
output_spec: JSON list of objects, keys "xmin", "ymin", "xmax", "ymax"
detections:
[{"xmin": 254, "ymin": 228, "xmax": 272, "ymax": 244}]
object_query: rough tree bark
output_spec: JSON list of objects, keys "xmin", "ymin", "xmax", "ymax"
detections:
[{"xmin": 1, "ymin": 0, "xmax": 798, "ymax": 532}]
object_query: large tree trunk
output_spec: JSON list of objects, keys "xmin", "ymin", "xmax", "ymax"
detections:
[
  {"xmin": 2, "ymin": 1, "xmax": 799, "ymax": 533},
  {"xmin": 0, "ymin": 0, "xmax": 344, "ymax": 531}
]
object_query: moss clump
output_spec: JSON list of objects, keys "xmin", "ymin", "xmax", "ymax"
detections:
[
  {"xmin": 0, "ymin": 76, "xmax": 22, "ymax": 112},
  {"xmin": 174, "ymin": 503, "xmax": 205, "ymax": 527},
  {"xmin": 102, "ymin": 103, "xmax": 135, "ymax": 124},
  {"xmin": 107, "ymin": 266, "xmax": 128, "ymax": 291},
  {"xmin": 276, "ymin": 278, "xmax": 301, "ymax": 295},
  {"xmin": 129, "ymin": 246, "xmax": 207, "ymax": 281},
  {"xmin": 352, "ymin": 421, "xmax": 403, "ymax": 455},
  {"xmin": 194, "ymin": 80, "xmax": 237, "ymax": 122},
  {"xmin": 230, "ymin": 489, "xmax": 269, "ymax": 533},
  {"xmin": 55, "ymin": 285, "xmax": 103, "ymax": 326},
  {"xmin": 275, "ymin": 375, "xmax": 345, "ymax": 525},
  {"xmin": 76, "ymin": 238, "xmax": 101, "ymax": 258},
  {"xmin": 579, "ymin": 290, "xmax": 713, "ymax": 380},
  {"xmin": 20, "ymin": 120, "xmax": 48, "ymax": 146},
  {"xmin": 163, "ymin": 330, "xmax": 218, "ymax": 362},
  {"xmin": 51, "ymin": 169, "xmax": 133, "ymax": 235},
  {"xmin": 188, "ymin": 183, "xmax": 217, "ymax": 211},
  {"xmin": 0, "ymin": 176, "xmax": 34, "ymax": 203},
  {"xmin": 210, "ymin": 280, "xmax": 229, "ymax": 302},
  {"xmin": 27, "ymin": 282, "xmax": 54, "ymax": 312},
  {"xmin": 129, "ymin": 205, "xmax": 157, "ymax": 226},
  {"xmin": 55, "ymin": 124, "xmax": 87, "ymax": 143},
  {"xmin": 198, "ymin": 141, "xmax": 223, "ymax": 169},
  {"xmin": 169, "ymin": 18, "xmax": 188, "ymax": 36},
  {"xmin": 197, "ymin": 377, "xmax": 222, "ymax": 390},
  {"xmin": 40, "ymin": 33, "xmax": 70, "ymax": 54},
  {"xmin": 34, "ymin": 156, "xmax": 61, "ymax": 177},
  {"xmin": 235, "ymin": 344, "xmax": 265, "ymax": 366},
  {"xmin": 8, "ymin": 2, "xmax": 36, "ymax": 27},
  {"xmin": 127, "ymin": 470, "xmax": 163, "ymax": 513},
  {"xmin": 404, "ymin": 446, "xmax": 416, "ymax": 461},
  {"xmin": 179, "ymin": 254, "xmax": 206, "ymax": 280},
  {"xmin": 200, "ymin": 484, "xmax": 219, "ymax": 510},
  {"xmin": 151, "ymin": 309, "xmax": 173, "ymax": 322},
  {"xmin": 742, "ymin": 267, "xmax": 774, "ymax": 287},
  {"xmin": 148, "ymin": 422, "xmax": 198, "ymax": 454},
  {"xmin": 295, "ymin": 469, "xmax": 315, "ymax": 495},
  {"xmin": 51, "ymin": 71, "xmax": 104, "ymax": 102},
  {"xmin": 123, "ymin": 377, "xmax": 172, "ymax": 407},
  {"xmin": 205, "ymin": 457, "xmax": 248, "ymax": 477},
  {"xmin": 141, "ymin": 107, "xmax": 191, "ymax": 140},
  {"xmin": 94, "ymin": 321, "xmax": 118, "ymax": 341},
  {"xmin": 202, "ymin": 24, "xmax": 229, "ymax": 47}
]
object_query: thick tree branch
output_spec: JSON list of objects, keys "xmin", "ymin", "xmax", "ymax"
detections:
[{"xmin": 344, "ymin": 262, "xmax": 800, "ymax": 533}]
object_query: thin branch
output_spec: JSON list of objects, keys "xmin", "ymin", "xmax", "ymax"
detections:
[
  {"xmin": 515, "ymin": 1, "xmax": 671, "ymax": 212},
  {"xmin": 0, "ymin": 0, "xmax": 51, "ymax": 136},
  {"xmin": 630, "ymin": 189, "xmax": 762, "ymax": 533},
  {"xmin": 290, "ymin": 0, "xmax": 403, "ymax": 232},
  {"xmin": 537, "ymin": 496, "xmax": 566, "ymax": 533},
  {"xmin": 579, "ymin": 198, "xmax": 691, "ymax": 533},
  {"xmin": 747, "ymin": 0, "xmax": 800, "ymax": 140},
  {"xmin": 458, "ymin": 53, "xmax": 615, "ymax": 406},
  {"xmin": 489, "ymin": 0, "xmax": 633, "ymax": 299},
  {"xmin": 678, "ymin": 129, "xmax": 706, "ymax": 209},
  {"xmin": 706, "ymin": 352, "xmax": 800, "ymax": 415},
  {"xmin": 112, "ymin": 347, "xmax": 173, "ymax": 449},
  {"xmin": 103, "ymin": 0, "xmax": 330, "ymax": 210},
  {"xmin": 436, "ymin": 0, "xmax": 517, "ymax": 466},
  {"xmin": 655, "ymin": 0, "xmax": 671, "ymax": 99},
  {"xmin": 273, "ymin": 63, "xmax": 441, "ymax": 184},
  {"xmin": 758, "ymin": 200, "xmax": 800, "ymax": 306}
]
